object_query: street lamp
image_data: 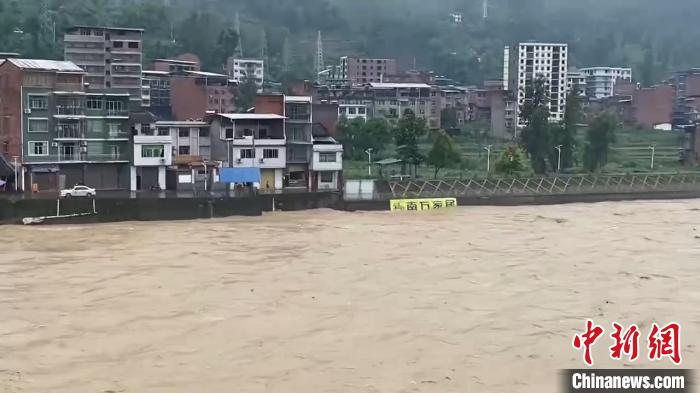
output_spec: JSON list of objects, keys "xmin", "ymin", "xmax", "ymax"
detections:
[
  {"xmin": 365, "ymin": 148, "xmax": 373, "ymax": 177},
  {"xmin": 484, "ymin": 145, "xmax": 492, "ymax": 173},
  {"xmin": 649, "ymin": 145, "xmax": 656, "ymax": 170},
  {"xmin": 554, "ymin": 144, "xmax": 563, "ymax": 173}
]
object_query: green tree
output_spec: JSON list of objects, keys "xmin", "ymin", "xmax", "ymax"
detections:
[
  {"xmin": 338, "ymin": 118, "xmax": 392, "ymax": 160},
  {"xmin": 495, "ymin": 146, "xmax": 525, "ymax": 175},
  {"xmin": 236, "ymin": 78, "xmax": 259, "ymax": 113},
  {"xmin": 427, "ymin": 130, "xmax": 461, "ymax": 178},
  {"xmin": 394, "ymin": 109, "xmax": 427, "ymax": 177},
  {"xmin": 440, "ymin": 107, "xmax": 458, "ymax": 130},
  {"xmin": 214, "ymin": 27, "xmax": 239, "ymax": 70},
  {"xmin": 550, "ymin": 89, "xmax": 581, "ymax": 171},
  {"xmin": 583, "ymin": 112, "xmax": 618, "ymax": 172},
  {"xmin": 519, "ymin": 76, "xmax": 552, "ymax": 174}
]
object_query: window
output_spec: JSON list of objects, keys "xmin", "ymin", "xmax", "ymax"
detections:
[
  {"xmin": 240, "ymin": 149, "xmax": 255, "ymax": 159},
  {"xmin": 28, "ymin": 95, "xmax": 47, "ymax": 109},
  {"xmin": 108, "ymin": 123, "xmax": 122, "ymax": 137},
  {"xmin": 222, "ymin": 128, "xmax": 234, "ymax": 139},
  {"xmin": 128, "ymin": 41, "xmax": 139, "ymax": 49},
  {"xmin": 142, "ymin": 144, "xmax": 165, "ymax": 158},
  {"xmin": 320, "ymin": 172, "xmax": 334, "ymax": 183},
  {"xmin": 113, "ymin": 41, "xmax": 124, "ymax": 48},
  {"xmin": 178, "ymin": 146, "xmax": 190, "ymax": 155},
  {"xmin": 320, "ymin": 152, "xmax": 336, "ymax": 162},
  {"xmin": 263, "ymin": 149, "xmax": 278, "ymax": 159},
  {"xmin": 28, "ymin": 141, "xmax": 48, "ymax": 156},
  {"xmin": 199, "ymin": 128, "xmax": 210, "ymax": 137},
  {"xmin": 27, "ymin": 119, "xmax": 48, "ymax": 133},
  {"xmin": 178, "ymin": 129, "xmax": 189, "ymax": 138},
  {"xmin": 157, "ymin": 127, "xmax": 169, "ymax": 136},
  {"xmin": 348, "ymin": 107, "xmax": 357, "ymax": 115},
  {"xmin": 87, "ymin": 97, "xmax": 103, "ymax": 109},
  {"xmin": 110, "ymin": 145, "xmax": 120, "ymax": 160},
  {"xmin": 87, "ymin": 120, "xmax": 103, "ymax": 134},
  {"xmin": 105, "ymin": 100, "xmax": 122, "ymax": 113}
]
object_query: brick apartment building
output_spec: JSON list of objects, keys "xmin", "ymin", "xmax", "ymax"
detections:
[
  {"xmin": 0, "ymin": 59, "xmax": 131, "ymax": 192},
  {"xmin": 64, "ymin": 26, "xmax": 144, "ymax": 104},
  {"xmin": 340, "ymin": 56, "xmax": 399, "ymax": 85}
]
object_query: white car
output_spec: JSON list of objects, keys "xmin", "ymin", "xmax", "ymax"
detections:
[{"xmin": 60, "ymin": 185, "xmax": 96, "ymax": 198}]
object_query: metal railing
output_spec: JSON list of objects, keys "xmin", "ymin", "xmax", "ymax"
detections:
[
  {"xmin": 386, "ymin": 173, "xmax": 700, "ymax": 199},
  {"xmin": 55, "ymin": 106, "xmax": 84, "ymax": 116}
]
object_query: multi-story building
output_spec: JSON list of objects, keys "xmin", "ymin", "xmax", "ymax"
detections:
[
  {"xmin": 141, "ymin": 70, "xmax": 170, "ymax": 111},
  {"xmin": 130, "ymin": 112, "xmax": 171, "ymax": 191},
  {"xmin": 0, "ymin": 59, "xmax": 131, "ymax": 192},
  {"xmin": 340, "ymin": 56, "xmax": 399, "ymax": 85},
  {"xmin": 338, "ymin": 104, "xmax": 369, "ymax": 122},
  {"xmin": 509, "ymin": 42, "xmax": 569, "ymax": 127},
  {"xmin": 567, "ymin": 71, "xmax": 587, "ymax": 97},
  {"xmin": 64, "ymin": 25, "xmax": 144, "ymax": 104},
  {"xmin": 670, "ymin": 69, "xmax": 700, "ymax": 130},
  {"xmin": 580, "ymin": 67, "xmax": 633, "ymax": 100},
  {"xmin": 369, "ymin": 83, "xmax": 435, "ymax": 126},
  {"xmin": 227, "ymin": 58, "xmax": 264, "ymax": 92},
  {"xmin": 208, "ymin": 113, "xmax": 287, "ymax": 191}
]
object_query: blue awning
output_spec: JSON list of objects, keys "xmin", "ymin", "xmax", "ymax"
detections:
[{"xmin": 219, "ymin": 167, "xmax": 261, "ymax": 183}]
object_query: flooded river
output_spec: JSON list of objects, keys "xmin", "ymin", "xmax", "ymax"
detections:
[{"xmin": 1, "ymin": 200, "xmax": 699, "ymax": 393}]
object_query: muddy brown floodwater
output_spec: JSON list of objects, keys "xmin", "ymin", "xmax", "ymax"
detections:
[{"xmin": 1, "ymin": 200, "xmax": 699, "ymax": 393}]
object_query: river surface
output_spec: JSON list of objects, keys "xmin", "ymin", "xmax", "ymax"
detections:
[{"xmin": 1, "ymin": 200, "xmax": 699, "ymax": 393}]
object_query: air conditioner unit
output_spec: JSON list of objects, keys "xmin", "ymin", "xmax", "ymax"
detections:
[
  {"xmin": 24, "ymin": 108, "xmax": 31, "ymax": 114},
  {"xmin": 80, "ymin": 140, "xmax": 88, "ymax": 146},
  {"xmin": 159, "ymin": 158, "xmax": 166, "ymax": 164},
  {"xmin": 51, "ymin": 142, "xmax": 59, "ymax": 148},
  {"xmin": 80, "ymin": 146, "xmax": 87, "ymax": 153},
  {"xmin": 258, "ymin": 158, "xmax": 264, "ymax": 164},
  {"xmin": 236, "ymin": 158, "xmax": 242, "ymax": 163}
]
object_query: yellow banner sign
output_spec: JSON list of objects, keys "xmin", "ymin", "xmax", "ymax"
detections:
[{"xmin": 390, "ymin": 198, "xmax": 458, "ymax": 212}]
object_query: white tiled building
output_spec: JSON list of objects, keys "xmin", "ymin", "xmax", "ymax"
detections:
[
  {"xmin": 567, "ymin": 71, "xmax": 587, "ymax": 97},
  {"xmin": 228, "ymin": 58, "xmax": 264, "ymax": 92},
  {"xmin": 580, "ymin": 67, "xmax": 633, "ymax": 100},
  {"xmin": 510, "ymin": 42, "xmax": 568, "ymax": 127}
]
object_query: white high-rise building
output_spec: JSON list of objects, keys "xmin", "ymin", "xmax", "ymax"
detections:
[
  {"xmin": 580, "ymin": 67, "xmax": 632, "ymax": 100},
  {"xmin": 567, "ymin": 71, "xmax": 587, "ymax": 97},
  {"xmin": 510, "ymin": 42, "xmax": 568, "ymax": 127}
]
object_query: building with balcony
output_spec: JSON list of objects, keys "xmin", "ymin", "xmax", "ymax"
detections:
[
  {"xmin": 339, "ymin": 56, "xmax": 398, "ymax": 85},
  {"xmin": 209, "ymin": 113, "xmax": 287, "ymax": 190},
  {"xmin": 338, "ymin": 104, "xmax": 368, "ymax": 121},
  {"xmin": 141, "ymin": 70, "xmax": 171, "ymax": 116},
  {"xmin": 130, "ymin": 113, "xmax": 171, "ymax": 191},
  {"xmin": 0, "ymin": 58, "xmax": 131, "ymax": 192},
  {"xmin": 64, "ymin": 25, "xmax": 144, "ymax": 104},
  {"xmin": 153, "ymin": 58, "xmax": 200, "ymax": 74},
  {"xmin": 227, "ymin": 58, "xmax": 264, "ymax": 92},
  {"xmin": 567, "ymin": 71, "xmax": 587, "ymax": 97},
  {"xmin": 508, "ymin": 42, "xmax": 569, "ymax": 127},
  {"xmin": 580, "ymin": 67, "xmax": 632, "ymax": 100},
  {"xmin": 368, "ymin": 83, "xmax": 434, "ymax": 126},
  {"xmin": 311, "ymin": 136, "xmax": 343, "ymax": 190}
]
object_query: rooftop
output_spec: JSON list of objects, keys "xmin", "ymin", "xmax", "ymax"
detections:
[
  {"xmin": 369, "ymin": 83, "xmax": 432, "ymax": 89},
  {"xmin": 6, "ymin": 59, "xmax": 84, "ymax": 73},
  {"xmin": 69, "ymin": 25, "xmax": 144, "ymax": 33},
  {"xmin": 185, "ymin": 70, "xmax": 228, "ymax": 78},
  {"xmin": 218, "ymin": 114, "xmax": 286, "ymax": 121},
  {"xmin": 154, "ymin": 58, "xmax": 198, "ymax": 65},
  {"xmin": 143, "ymin": 70, "xmax": 171, "ymax": 76},
  {"xmin": 156, "ymin": 120, "xmax": 208, "ymax": 127},
  {"xmin": 285, "ymin": 96, "xmax": 313, "ymax": 103}
]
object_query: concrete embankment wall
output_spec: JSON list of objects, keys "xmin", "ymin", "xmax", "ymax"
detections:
[{"xmin": 0, "ymin": 192, "xmax": 342, "ymax": 225}]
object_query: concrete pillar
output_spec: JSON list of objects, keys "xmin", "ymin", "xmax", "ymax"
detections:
[
  {"xmin": 130, "ymin": 166, "xmax": 137, "ymax": 191},
  {"xmin": 158, "ymin": 166, "xmax": 166, "ymax": 190},
  {"xmin": 274, "ymin": 168, "xmax": 283, "ymax": 189}
]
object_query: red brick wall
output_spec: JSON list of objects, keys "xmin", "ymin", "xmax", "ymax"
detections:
[
  {"xmin": 312, "ymin": 103, "xmax": 339, "ymax": 137},
  {"xmin": 633, "ymin": 84, "xmax": 673, "ymax": 128},
  {"xmin": 171, "ymin": 77, "xmax": 207, "ymax": 121},
  {"xmin": 255, "ymin": 95, "xmax": 284, "ymax": 115},
  {"xmin": 0, "ymin": 63, "xmax": 23, "ymax": 159}
]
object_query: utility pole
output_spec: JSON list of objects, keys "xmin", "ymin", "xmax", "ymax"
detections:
[
  {"xmin": 234, "ymin": 11, "xmax": 243, "ymax": 58},
  {"xmin": 484, "ymin": 145, "xmax": 492, "ymax": 173},
  {"xmin": 13, "ymin": 156, "xmax": 18, "ymax": 191},
  {"xmin": 555, "ymin": 144, "xmax": 563, "ymax": 172},
  {"xmin": 649, "ymin": 145, "xmax": 656, "ymax": 169},
  {"xmin": 315, "ymin": 31, "xmax": 324, "ymax": 83},
  {"xmin": 365, "ymin": 148, "xmax": 373, "ymax": 177}
]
